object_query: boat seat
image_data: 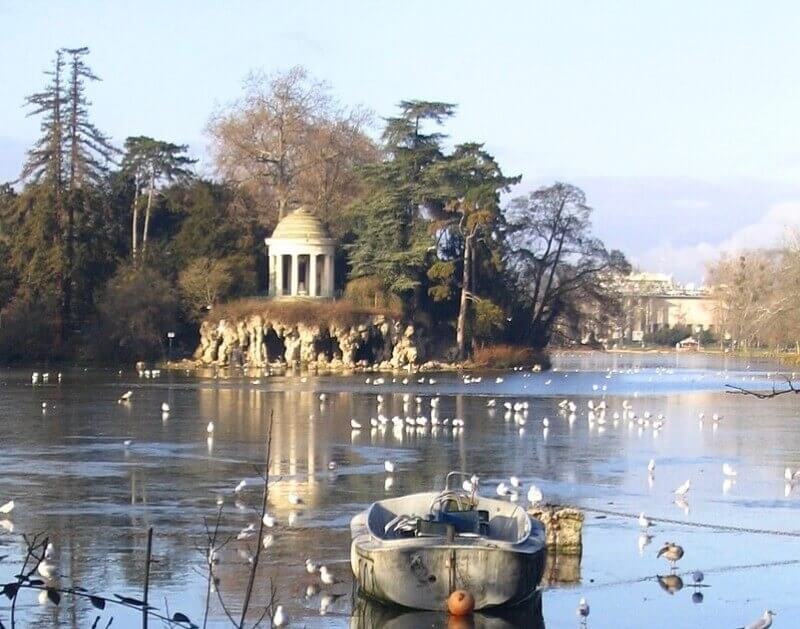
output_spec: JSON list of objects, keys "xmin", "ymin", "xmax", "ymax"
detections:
[{"xmin": 433, "ymin": 509, "xmax": 489, "ymax": 536}]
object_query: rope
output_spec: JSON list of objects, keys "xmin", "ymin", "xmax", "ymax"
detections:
[
  {"xmin": 577, "ymin": 558, "xmax": 800, "ymax": 591},
  {"xmin": 581, "ymin": 506, "xmax": 800, "ymax": 538}
]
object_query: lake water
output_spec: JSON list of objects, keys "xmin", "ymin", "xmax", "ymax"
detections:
[{"xmin": 1, "ymin": 352, "xmax": 799, "ymax": 628}]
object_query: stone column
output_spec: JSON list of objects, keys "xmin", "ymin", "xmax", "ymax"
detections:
[
  {"xmin": 275, "ymin": 254, "xmax": 284, "ymax": 296},
  {"xmin": 291, "ymin": 254, "xmax": 299, "ymax": 296},
  {"xmin": 268, "ymin": 255, "xmax": 275, "ymax": 296},
  {"xmin": 326, "ymin": 254, "xmax": 334, "ymax": 297},
  {"xmin": 310, "ymin": 253, "xmax": 318, "ymax": 298}
]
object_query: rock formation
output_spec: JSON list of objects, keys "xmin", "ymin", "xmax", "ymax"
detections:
[{"xmin": 195, "ymin": 313, "xmax": 422, "ymax": 371}]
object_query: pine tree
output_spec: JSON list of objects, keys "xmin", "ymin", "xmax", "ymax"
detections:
[{"xmin": 121, "ymin": 137, "xmax": 195, "ymax": 263}]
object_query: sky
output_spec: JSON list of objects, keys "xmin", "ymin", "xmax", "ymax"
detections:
[{"xmin": 2, "ymin": 0, "xmax": 800, "ymax": 283}]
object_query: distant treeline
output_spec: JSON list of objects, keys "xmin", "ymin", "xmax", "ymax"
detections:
[{"xmin": 0, "ymin": 50, "xmax": 628, "ymax": 363}]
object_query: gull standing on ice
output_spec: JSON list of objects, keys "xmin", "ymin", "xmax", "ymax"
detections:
[{"xmin": 674, "ymin": 479, "xmax": 691, "ymax": 497}]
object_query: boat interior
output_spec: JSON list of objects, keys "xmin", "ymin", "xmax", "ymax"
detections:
[{"xmin": 367, "ymin": 487, "xmax": 532, "ymax": 544}]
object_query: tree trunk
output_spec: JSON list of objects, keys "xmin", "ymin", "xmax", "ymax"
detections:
[
  {"xmin": 456, "ymin": 233, "xmax": 473, "ymax": 360},
  {"xmin": 141, "ymin": 168, "xmax": 155, "ymax": 259},
  {"xmin": 131, "ymin": 174, "xmax": 140, "ymax": 261}
]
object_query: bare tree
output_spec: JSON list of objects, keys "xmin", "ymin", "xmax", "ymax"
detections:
[{"xmin": 207, "ymin": 66, "xmax": 376, "ymax": 229}]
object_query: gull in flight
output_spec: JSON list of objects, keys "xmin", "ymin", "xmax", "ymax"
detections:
[
  {"xmin": 674, "ymin": 479, "xmax": 691, "ymax": 497},
  {"xmin": 740, "ymin": 609, "xmax": 776, "ymax": 629}
]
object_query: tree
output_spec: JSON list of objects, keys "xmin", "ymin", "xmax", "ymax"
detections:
[
  {"xmin": 18, "ymin": 47, "xmax": 117, "ymax": 341},
  {"xmin": 425, "ymin": 143, "xmax": 519, "ymax": 357},
  {"xmin": 207, "ymin": 66, "xmax": 375, "ymax": 228},
  {"xmin": 502, "ymin": 183, "xmax": 629, "ymax": 348},
  {"xmin": 347, "ymin": 100, "xmax": 456, "ymax": 315},
  {"xmin": 121, "ymin": 136, "xmax": 195, "ymax": 262},
  {"xmin": 178, "ymin": 257, "xmax": 234, "ymax": 318}
]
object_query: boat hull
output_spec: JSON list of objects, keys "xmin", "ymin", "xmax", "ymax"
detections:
[{"xmin": 351, "ymin": 524, "xmax": 546, "ymax": 610}]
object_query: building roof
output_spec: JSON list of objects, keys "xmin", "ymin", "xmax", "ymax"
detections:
[{"xmin": 270, "ymin": 207, "xmax": 331, "ymax": 241}]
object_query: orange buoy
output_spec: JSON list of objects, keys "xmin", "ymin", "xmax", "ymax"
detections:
[{"xmin": 447, "ymin": 589, "xmax": 475, "ymax": 616}]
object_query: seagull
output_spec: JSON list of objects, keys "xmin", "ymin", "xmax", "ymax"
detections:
[
  {"xmin": 123, "ymin": 439, "xmax": 132, "ymax": 448},
  {"xmin": 319, "ymin": 565, "xmax": 340, "ymax": 585},
  {"xmin": 328, "ymin": 461, "xmax": 338, "ymax": 471},
  {"xmin": 486, "ymin": 399, "xmax": 496, "ymax": 408},
  {"xmin": 509, "ymin": 476, "xmax": 521, "ymax": 489},
  {"xmin": 495, "ymin": 377, "xmax": 504, "ymax": 384},
  {"xmin": 350, "ymin": 419, "xmax": 362, "ymax": 429},
  {"xmin": 305, "ymin": 558, "xmax": 318, "ymax": 574},
  {"xmin": 648, "ymin": 459, "xmax": 656, "ymax": 474},
  {"xmin": 234, "ymin": 480, "xmax": 247, "ymax": 493},
  {"xmin": 262, "ymin": 514, "xmax": 276, "ymax": 527},
  {"xmin": 657, "ymin": 542, "xmax": 685, "ymax": 568},
  {"xmin": 118, "ymin": 390, "xmax": 133, "ymax": 403},
  {"xmin": 384, "ymin": 460, "xmax": 395, "ymax": 473},
  {"xmin": 237, "ymin": 523, "xmax": 256, "ymax": 540},
  {"xmin": 161, "ymin": 402, "xmax": 170, "ymax": 412},
  {"xmin": 44, "ymin": 542, "xmax": 55, "ymax": 560},
  {"xmin": 496, "ymin": 482, "xmax": 510, "ymax": 497},
  {"xmin": 527, "ymin": 485, "xmax": 543, "ymax": 505},
  {"xmin": 37, "ymin": 559, "xmax": 57, "ymax": 580},
  {"xmin": 723, "ymin": 463, "xmax": 737, "ymax": 477},
  {"xmin": 0, "ymin": 500, "xmax": 13, "ymax": 514},
  {"xmin": 638, "ymin": 512, "xmax": 653, "ymax": 529},
  {"xmin": 288, "ymin": 492, "xmax": 303, "ymax": 505},
  {"xmin": 674, "ymin": 479, "xmax": 691, "ymax": 497},
  {"xmin": 576, "ymin": 597, "xmax": 589, "ymax": 622},
  {"xmin": 273, "ymin": 604, "xmax": 288, "ymax": 627},
  {"xmin": 740, "ymin": 609, "xmax": 776, "ymax": 629}
]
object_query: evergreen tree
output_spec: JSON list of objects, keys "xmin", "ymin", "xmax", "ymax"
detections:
[
  {"xmin": 121, "ymin": 136, "xmax": 195, "ymax": 262},
  {"xmin": 347, "ymin": 101, "xmax": 455, "ymax": 315}
]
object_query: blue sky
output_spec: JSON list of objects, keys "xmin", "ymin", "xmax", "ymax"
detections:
[{"xmin": 2, "ymin": 1, "xmax": 800, "ymax": 282}]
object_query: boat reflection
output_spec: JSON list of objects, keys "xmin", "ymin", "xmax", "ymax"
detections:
[{"xmin": 349, "ymin": 593, "xmax": 545, "ymax": 629}]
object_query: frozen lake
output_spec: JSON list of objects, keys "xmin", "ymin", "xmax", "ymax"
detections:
[{"xmin": 0, "ymin": 351, "xmax": 798, "ymax": 627}]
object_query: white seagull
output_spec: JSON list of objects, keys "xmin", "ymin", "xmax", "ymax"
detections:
[
  {"xmin": 0, "ymin": 500, "xmax": 13, "ymax": 514},
  {"xmin": 273, "ymin": 605, "xmax": 288, "ymax": 627},
  {"xmin": 350, "ymin": 419, "xmax": 362, "ymax": 429},
  {"xmin": 674, "ymin": 479, "xmax": 691, "ymax": 497},
  {"xmin": 384, "ymin": 460, "xmax": 395, "ymax": 473},
  {"xmin": 577, "ymin": 597, "xmax": 590, "ymax": 621},
  {"xmin": 527, "ymin": 485, "xmax": 543, "ymax": 505},
  {"xmin": 161, "ymin": 402, "xmax": 170, "ymax": 412},
  {"xmin": 742, "ymin": 609, "xmax": 776, "ymax": 629},
  {"xmin": 234, "ymin": 480, "xmax": 247, "ymax": 493},
  {"xmin": 638, "ymin": 512, "xmax": 652, "ymax": 529},
  {"xmin": 722, "ymin": 462, "xmax": 737, "ymax": 477}
]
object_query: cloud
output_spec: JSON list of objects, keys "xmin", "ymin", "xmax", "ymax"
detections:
[{"xmin": 635, "ymin": 201, "xmax": 800, "ymax": 283}]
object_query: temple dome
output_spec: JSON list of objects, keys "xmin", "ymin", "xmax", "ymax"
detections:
[{"xmin": 270, "ymin": 207, "xmax": 331, "ymax": 242}]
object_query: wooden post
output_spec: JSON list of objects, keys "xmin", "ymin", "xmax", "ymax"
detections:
[{"xmin": 143, "ymin": 527, "xmax": 153, "ymax": 629}]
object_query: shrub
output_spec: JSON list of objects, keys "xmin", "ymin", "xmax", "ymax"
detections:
[
  {"xmin": 470, "ymin": 344, "xmax": 543, "ymax": 369},
  {"xmin": 179, "ymin": 256, "xmax": 235, "ymax": 319},
  {"xmin": 344, "ymin": 276, "xmax": 403, "ymax": 312},
  {"xmin": 92, "ymin": 264, "xmax": 178, "ymax": 362},
  {"xmin": 0, "ymin": 296, "xmax": 60, "ymax": 363},
  {"xmin": 473, "ymin": 299, "xmax": 505, "ymax": 345}
]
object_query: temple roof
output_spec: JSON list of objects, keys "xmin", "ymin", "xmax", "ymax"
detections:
[{"xmin": 270, "ymin": 207, "xmax": 330, "ymax": 241}]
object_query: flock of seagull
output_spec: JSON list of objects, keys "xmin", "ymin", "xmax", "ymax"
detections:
[{"xmin": 18, "ymin": 367, "xmax": 787, "ymax": 627}]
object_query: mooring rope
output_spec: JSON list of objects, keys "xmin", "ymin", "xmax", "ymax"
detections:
[
  {"xmin": 577, "ymin": 557, "xmax": 800, "ymax": 591},
  {"xmin": 580, "ymin": 506, "xmax": 800, "ymax": 538}
]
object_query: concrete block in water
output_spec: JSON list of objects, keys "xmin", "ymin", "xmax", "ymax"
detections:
[{"xmin": 528, "ymin": 505, "xmax": 584, "ymax": 555}]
